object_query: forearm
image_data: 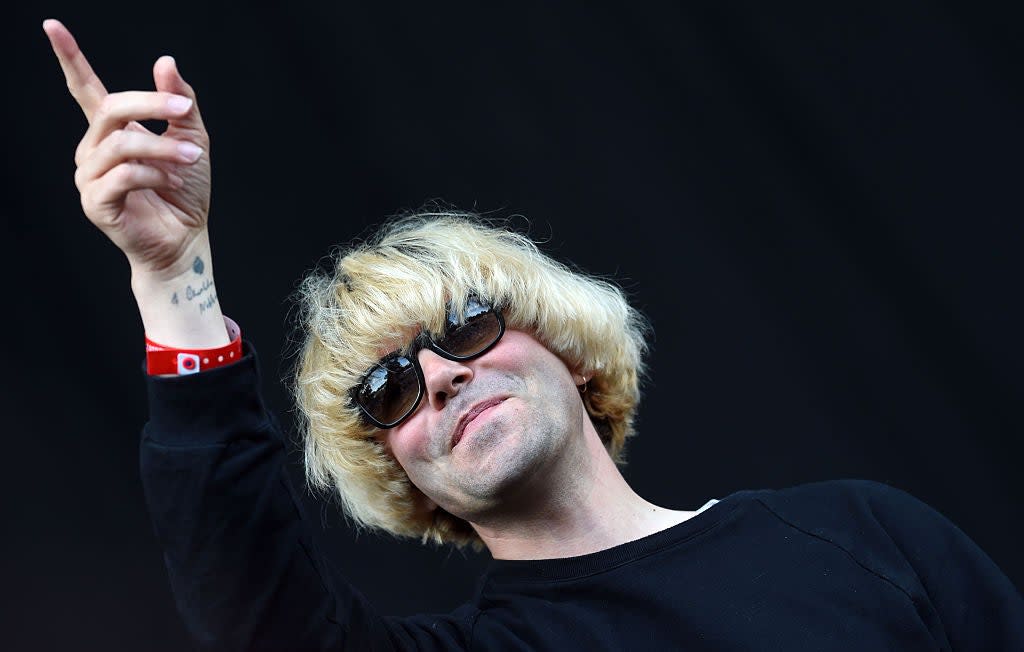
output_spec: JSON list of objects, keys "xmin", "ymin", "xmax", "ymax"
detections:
[
  {"xmin": 141, "ymin": 353, "xmax": 353, "ymax": 651},
  {"xmin": 130, "ymin": 230, "xmax": 230, "ymax": 348}
]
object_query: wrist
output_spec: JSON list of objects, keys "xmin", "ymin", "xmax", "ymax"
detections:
[
  {"xmin": 131, "ymin": 241, "xmax": 229, "ymax": 349},
  {"xmin": 128, "ymin": 229, "xmax": 214, "ymax": 284},
  {"xmin": 146, "ymin": 315, "xmax": 242, "ymax": 376}
]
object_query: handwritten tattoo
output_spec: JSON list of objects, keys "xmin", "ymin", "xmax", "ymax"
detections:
[
  {"xmin": 185, "ymin": 278, "xmax": 214, "ymax": 301},
  {"xmin": 198, "ymin": 291, "xmax": 218, "ymax": 314},
  {"xmin": 168, "ymin": 277, "xmax": 219, "ymax": 315}
]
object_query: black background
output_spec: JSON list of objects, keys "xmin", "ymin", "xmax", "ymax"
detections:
[{"xmin": 4, "ymin": 2, "xmax": 1022, "ymax": 650}]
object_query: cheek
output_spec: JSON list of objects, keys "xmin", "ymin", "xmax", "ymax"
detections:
[
  {"xmin": 389, "ymin": 419, "xmax": 433, "ymax": 466},
  {"xmin": 500, "ymin": 343, "xmax": 574, "ymax": 388},
  {"xmin": 491, "ymin": 332, "xmax": 568, "ymax": 372}
]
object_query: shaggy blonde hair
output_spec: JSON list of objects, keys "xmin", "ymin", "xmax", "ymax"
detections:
[{"xmin": 286, "ymin": 210, "xmax": 650, "ymax": 551}]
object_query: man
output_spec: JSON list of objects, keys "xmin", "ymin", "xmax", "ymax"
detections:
[{"xmin": 45, "ymin": 18, "xmax": 1023, "ymax": 651}]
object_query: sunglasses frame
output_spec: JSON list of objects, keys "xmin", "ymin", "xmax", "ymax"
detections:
[{"xmin": 351, "ymin": 302, "xmax": 506, "ymax": 430}]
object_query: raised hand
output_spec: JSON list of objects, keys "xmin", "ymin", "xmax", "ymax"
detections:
[
  {"xmin": 45, "ymin": 19, "xmax": 230, "ymax": 348},
  {"xmin": 44, "ymin": 18, "xmax": 213, "ymax": 280}
]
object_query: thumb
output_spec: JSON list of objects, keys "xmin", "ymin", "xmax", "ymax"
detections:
[{"xmin": 153, "ymin": 55, "xmax": 204, "ymax": 132}]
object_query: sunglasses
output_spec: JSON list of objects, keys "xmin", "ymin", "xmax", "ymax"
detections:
[{"xmin": 351, "ymin": 297, "xmax": 506, "ymax": 429}]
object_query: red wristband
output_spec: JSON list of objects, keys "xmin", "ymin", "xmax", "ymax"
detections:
[{"xmin": 145, "ymin": 315, "xmax": 243, "ymax": 376}]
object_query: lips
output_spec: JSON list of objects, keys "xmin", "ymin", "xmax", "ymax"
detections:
[{"xmin": 451, "ymin": 397, "xmax": 507, "ymax": 450}]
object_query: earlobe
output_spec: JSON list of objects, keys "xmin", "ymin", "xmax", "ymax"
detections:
[{"xmin": 572, "ymin": 372, "xmax": 592, "ymax": 388}]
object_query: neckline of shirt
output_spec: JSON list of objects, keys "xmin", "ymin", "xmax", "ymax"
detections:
[{"xmin": 483, "ymin": 491, "xmax": 754, "ymax": 585}]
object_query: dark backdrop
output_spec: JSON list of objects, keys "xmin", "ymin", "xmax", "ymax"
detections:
[{"xmin": 4, "ymin": 2, "xmax": 1022, "ymax": 650}]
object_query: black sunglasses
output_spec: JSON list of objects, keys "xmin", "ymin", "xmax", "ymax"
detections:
[{"xmin": 351, "ymin": 297, "xmax": 505, "ymax": 429}]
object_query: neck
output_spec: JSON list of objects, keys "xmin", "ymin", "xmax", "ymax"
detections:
[{"xmin": 469, "ymin": 423, "xmax": 694, "ymax": 560}]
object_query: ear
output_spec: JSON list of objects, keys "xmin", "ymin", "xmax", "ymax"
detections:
[{"xmin": 571, "ymin": 370, "xmax": 592, "ymax": 387}]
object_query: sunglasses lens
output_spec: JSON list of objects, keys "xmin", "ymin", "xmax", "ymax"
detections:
[
  {"xmin": 438, "ymin": 301, "xmax": 503, "ymax": 358},
  {"xmin": 357, "ymin": 355, "xmax": 421, "ymax": 426},
  {"xmin": 355, "ymin": 298, "xmax": 504, "ymax": 428}
]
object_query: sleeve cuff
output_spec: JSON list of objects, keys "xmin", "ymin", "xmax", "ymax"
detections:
[{"xmin": 141, "ymin": 339, "xmax": 275, "ymax": 446}]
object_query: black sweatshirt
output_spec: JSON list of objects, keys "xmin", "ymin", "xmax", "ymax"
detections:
[{"xmin": 140, "ymin": 341, "xmax": 1024, "ymax": 651}]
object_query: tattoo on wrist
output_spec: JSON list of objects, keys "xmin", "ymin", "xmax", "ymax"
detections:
[
  {"xmin": 169, "ymin": 276, "xmax": 218, "ymax": 314},
  {"xmin": 198, "ymin": 290, "xmax": 219, "ymax": 314}
]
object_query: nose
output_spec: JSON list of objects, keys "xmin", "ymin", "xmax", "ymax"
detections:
[{"xmin": 418, "ymin": 348, "xmax": 473, "ymax": 411}]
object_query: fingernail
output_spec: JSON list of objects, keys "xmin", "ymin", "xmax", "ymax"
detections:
[
  {"xmin": 169, "ymin": 173, "xmax": 185, "ymax": 188},
  {"xmin": 177, "ymin": 142, "xmax": 203, "ymax": 162},
  {"xmin": 167, "ymin": 95, "xmax": 193, "ymax": 113}
]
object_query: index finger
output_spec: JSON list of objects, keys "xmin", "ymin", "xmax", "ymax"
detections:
[{"xmin": 42, "ymin": 19, "xmax": 108, "ymax": 123}]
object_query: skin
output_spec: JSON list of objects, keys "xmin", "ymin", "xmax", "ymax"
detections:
[
  {"xmin": 43, "ymin": 19, "xmax": 211, "ymax": 278},
  {"xmin": 44, "ymin": 18, "xmax": 231, "ymax": 350},
  {"xmin": 384, "ymin": 329, "xmax": 698, "ymax": 560},
  {"xmin": 47, "ymin": 18, "xmax": 697, "ymax": 560},
  {"xmin": 384, "ymin": 329, "xmax": 582, "ymax": 516}
]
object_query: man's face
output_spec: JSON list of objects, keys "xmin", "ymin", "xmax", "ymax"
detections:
[{"xmin": 380, "ymin": 328, "xmax": 588, "ymax": 522}]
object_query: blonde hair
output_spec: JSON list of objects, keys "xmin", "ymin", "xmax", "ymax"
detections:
[{"xmin": 286, "ymin": 210, "xmax": 650, "ymax": 551}]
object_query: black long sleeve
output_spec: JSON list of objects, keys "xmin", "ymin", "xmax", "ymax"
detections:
[
  {"xmin": 857, "ymin": 482, "xmax": 1023, "ymax": 649},
  {"xmin": 139, "ymin": 341, "xmax": 477, "ymax": 651},
  {"xmin": 753, "ymin": 480, "xmax": 1024, "ymax": 650}
]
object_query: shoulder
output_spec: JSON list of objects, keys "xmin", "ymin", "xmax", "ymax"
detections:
[
  {"xmin": 740, "ymin": 479, "xmax": 960, "ymax": 580},
  {"xmin": 742, "ymin": 477, "xmax": 920, "ymax": 511},
  {"xmin": 745, "ymin": 478, "xmax": 940, "ymax": 535},
  {"xmin": 727, "ymin": 476, "xmax": 913, "ymax": 510},
  {"xmin": 725, "ymin": 478, "xmax": 943, "ymax": 548},
  {"xmin": 733, "ymin": 480, "xmax": 1024, "ymax": 645},
  {"xmin": 782, "ymin": 477, "xmax": 916, "ymax": 502}
]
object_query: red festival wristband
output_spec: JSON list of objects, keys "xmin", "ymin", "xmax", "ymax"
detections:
[{"xmin": 145, "ymin": 315, "xmax": 243, "ymax": 376}]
